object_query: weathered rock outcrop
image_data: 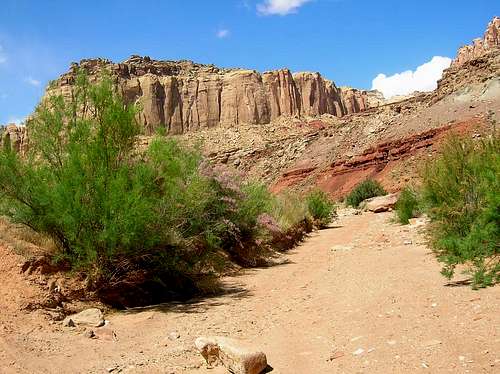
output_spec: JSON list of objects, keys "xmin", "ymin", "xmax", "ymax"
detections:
[
  {"xmin": 0, "ymin": 124, "xmax": 28, "ymax": 153},
  {"xmin": 452, "ymin": 16, "xmax": 499, "ymax": 67},
  {"xmin": 47, "ymin": 56, "xmax": 373, "ymax": 134}
]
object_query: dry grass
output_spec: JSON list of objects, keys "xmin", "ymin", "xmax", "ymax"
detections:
[{"xmin": 0, "ymin": 217, "xmax": 57, "ymax": 258}]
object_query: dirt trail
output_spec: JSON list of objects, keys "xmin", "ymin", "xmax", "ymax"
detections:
[{"xmin": 1, "ymin": 210, "xmax": 499, "ymax": 373}]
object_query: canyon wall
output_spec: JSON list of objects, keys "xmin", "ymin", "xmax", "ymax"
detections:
[{"xmin": 47, "ymin": 56, "xmax": 373, "ymax": 134}]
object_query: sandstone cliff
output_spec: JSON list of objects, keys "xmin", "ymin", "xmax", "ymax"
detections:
[
  {"xmin": 452, "ymin": 16, "xmax": 499, "ymax": 67},
  {"xmin": 47, "ymin": 56, "xmax": 373, "ymax": 134}
]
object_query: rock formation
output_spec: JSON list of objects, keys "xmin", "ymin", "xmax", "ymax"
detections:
[
  {"xmin": 46, "ymin": 56, "xmax": 373, "ymax": 134},
  {"xmin": 0, "ymin": 124, "xmax": 28, "ymax": 153},
  {"xmin": 452, "ymin": 16, "xmax": 499, "ymax": 67}
]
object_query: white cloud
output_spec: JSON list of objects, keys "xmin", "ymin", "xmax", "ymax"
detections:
[
  {"xmin": 257, "ymin": 0, "xmax": 312, "ymax": 15},
  {"xmin": 24, "ymin": 76, "xmax": 41, "ymax": 87},
  {"xmin": 372, "ymin": 56, "xmax": 452, "ymax": 98},
  {"xmin": 216, "ymin": 29, "xmax": 230, "ymax": 38}
]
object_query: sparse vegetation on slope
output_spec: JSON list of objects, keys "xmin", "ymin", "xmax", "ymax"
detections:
[
  {"xmin": 421, "ymin": 132, "xmax": 499, "ymax": 288},
  {"xmin": 345, "ymin": 179, "xmax": 386, "ymax": 208},
  {"xmin": 306, "ymin": 190, "xmax": 336, "ymax": 227},
  {"xmin": 395, "ymin": 187, "xmax": 421, "ymax": 225}
]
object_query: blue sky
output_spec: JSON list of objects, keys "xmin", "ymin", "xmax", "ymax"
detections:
[{"xmin": 0, "ymin": 0, "xmax": 498, "ymax": 124}]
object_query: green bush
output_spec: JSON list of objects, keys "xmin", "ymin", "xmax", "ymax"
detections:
[
  {"xmin": 306, "ymin": 190, "xmax": 336, "ymax": 227},
  {"xmin": 395, "ymin": 187, "xmax": 420, "ymax": 225},
  {"xmin": 0, "ymin": 73, "xmax": 259, "ymax": 284},
  {"xmin": 0, "ymin": 72, "xmax": 319, "ymax": 304},
  {"xmin": 0, "ymin": 73, "xmax": 232, "ymax": 283},
  {"xmin": 422, "ymin": 134, "xmax": 499, "ymax": 288},
  {"xmin": 345, "ymin": 179, "xmax": 386, "ymax": 208}
]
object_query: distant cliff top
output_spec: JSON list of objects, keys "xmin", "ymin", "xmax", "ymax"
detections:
[{"xmin": 452, "ymin": 16, "xmax": 499, "ymax": 67}]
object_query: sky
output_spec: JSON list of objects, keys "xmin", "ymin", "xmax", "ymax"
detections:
[{"xmin": 0, "ymin": 0, "xmax": 498, "ymax": 124}]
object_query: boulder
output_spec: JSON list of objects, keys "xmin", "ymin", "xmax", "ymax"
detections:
[
  {"xmin": 195, "ymin": 336, "xmax": 268, "ymax": 374},
  {"xmin": 362, "ymin": 193, "xmax": 399, "ymax": 213},
  {"xmin": 63, "ymin": 308, "xmax": 105, "ymax": 327}
]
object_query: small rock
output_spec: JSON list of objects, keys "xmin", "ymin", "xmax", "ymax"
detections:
[
  {"xmin": 403, "ymin": 240, "xmax": 413, "ymax": 245},
  {"xmin": 63, "ymin": 318, "xmax": 75, "ymax": 327},
  {"xmin": 168, "ymin": 331, "xmax": 180, "ymax": 340},
  {"xmin": 409, "ymin": 217, "xmax": 428, "ymax": 227},
  {"xmin": 328, "ymin": 351, "xmax": 345, "ymax": 361},
  {"xmin": 47, "ymin": 279, "xmax": 59, "ymax": 293},
  {"xmin": 421, "ymin": 362, "xmax": 429, "ymax": 369},
  {"xmin": 84, "ymin": 329, "xmax": 95, "ymax": 339},
  {"xmin": 353, "ymin": 348, "xmax": 365, "ymax": 356}
]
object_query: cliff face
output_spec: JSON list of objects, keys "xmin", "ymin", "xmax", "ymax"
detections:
[
  {"xmin": 47, "ymin": 56, "xmax": 372, "ymax": 134},
  {"xmin": 452, "ymin": 16, "xmax": 499, "ymax": 67}
]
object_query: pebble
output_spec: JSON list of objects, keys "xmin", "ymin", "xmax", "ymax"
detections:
[
  {"xmin": 328, "ymin": 351, "xmax": 345, "ymax": 361},
  {"xmin": 168, "ymin": 331, "xmax": 180, "ymax": 340},
  {"xmin": 353, "ymin": 348, "xmax": 365, "ymax": 356}
]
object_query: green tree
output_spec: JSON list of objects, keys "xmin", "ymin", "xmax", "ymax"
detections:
[
  {"xmin": 422, "ymin": 133, "xmax": 499, "ymax": 288},
  {"xmin": 0, "ymin": 72, "xmax": 226, "ymax": 286}
]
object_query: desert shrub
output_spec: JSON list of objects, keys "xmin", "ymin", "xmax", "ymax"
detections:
[
  {"xmin": 345, "ymin": 179, "xmax": 386, "ymax": 208},
  {"xmin": 268, "ymin": 192, "xmax": 309, "ymax": 231},
  {"xmin": 422, "ymin": 133, "xmax": 499, "ymax": 288},
  {"xmin": 395, "ymin": 187, "xmax": 421, "ymax": 225},
  {"xmin": 306, "ymin": 190, "xmax": 336, "ymax": 227},
  {"xmin": 0, "ymin": 72, "xmax": 262, "ymax": 289},
  {"xmin": 0, "ymin": 72, "xmax": 319, "ymax": 304}
]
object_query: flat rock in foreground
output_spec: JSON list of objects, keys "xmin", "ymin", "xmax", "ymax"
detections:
[
  {"xmin": 195, "ymin": 336, "xmax": 268, "ymax": 374},
  {"xmin": 63, "ymin": 308, "xmax": 105, "ymax": 328}
]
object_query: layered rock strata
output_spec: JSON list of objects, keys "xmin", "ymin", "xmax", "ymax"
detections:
[{"xmin": 47, "ymin": 56, "xmax": 372, "ymax": 134}]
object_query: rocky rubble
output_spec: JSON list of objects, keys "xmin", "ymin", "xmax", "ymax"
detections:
[{"xmin": 46, "ymin": 56, "xmax": 375, "ymax": 134}]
